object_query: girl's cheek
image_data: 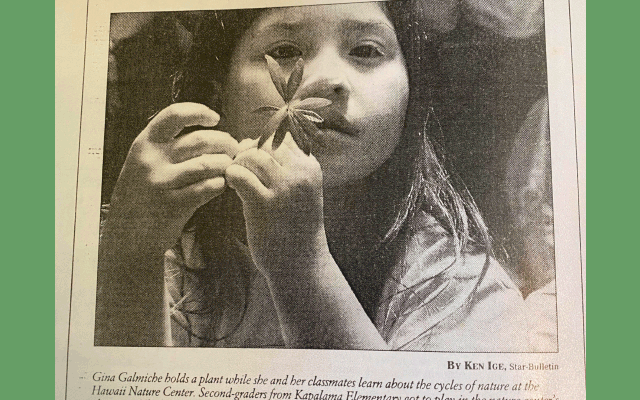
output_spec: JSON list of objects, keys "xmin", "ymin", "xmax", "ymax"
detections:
[
  {"xmin": 236, "ymin": 114, "xmax": 268, "ymax": 141},
  {"xmin": 223, "ymin": 67, "xmax": 283, "ymax": 141}
]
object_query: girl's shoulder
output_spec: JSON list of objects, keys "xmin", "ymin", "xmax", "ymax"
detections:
[{"xmin": 376, "ymin": 211, "xmax": 531, "ymax": 351}]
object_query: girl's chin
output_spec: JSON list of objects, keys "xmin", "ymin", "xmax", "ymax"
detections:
[
  {"xmin": 318, "ymin": 157, "xmax": 380, "ymax": 190},
  {"xmin": 313, "ymin": 128, "xmax": 358, "ymax": 149}
]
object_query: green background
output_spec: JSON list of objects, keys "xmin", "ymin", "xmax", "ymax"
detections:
[
  {"xmin": 39, "ymin": 0, "xmax": 589, "ymax": 398},
  {"xmin": 0, "ymin": 0, "xmax": 609, "ymax": 397},
  {"xmin": 45, "ymin": 1, "xmax": 594, "ymax": 399},
  {"xmin": 589, "ymin": 0, "xmax": 635, "ymax": 398},
  {"xmin": 7, "ymin": 0, "xmax": 51, "ymax": 398}
]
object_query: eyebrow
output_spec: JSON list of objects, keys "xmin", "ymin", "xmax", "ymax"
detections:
[
  {"xmin": 256, "ymin": 21, "xmax": 302, "ymax": 35},
  {"xmin": 339, "ymin": 19, "xmax": 395, "ymax": 34},
  {"xmin": 254, "ymin": 18, "xmax": 395, "ymax": 37}
]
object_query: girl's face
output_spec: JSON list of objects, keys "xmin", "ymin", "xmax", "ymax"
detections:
[{"xmin": 221, "ymin": 3, "xmax": 409, "ymax": 187}]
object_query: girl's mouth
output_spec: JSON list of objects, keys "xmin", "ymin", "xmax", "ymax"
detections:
[{"xmin": 316, "ymin": 113, "xmax": 360, "ymax": 137}]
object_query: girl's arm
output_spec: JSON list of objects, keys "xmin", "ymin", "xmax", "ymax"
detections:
[
  {"xmin": 96, "ymin": 214, "xmax": 170, "ymax": 346},
  {"xmin": 226, "ymin": 134, "xmax": 389, "ymax": 349},
  {"xmin": 264, "ymin": 244, "xmax": 389, "ymax": 349},
  {"xmin": 95, "ymin": 103, "xmax": 240, "ymax": 346}
]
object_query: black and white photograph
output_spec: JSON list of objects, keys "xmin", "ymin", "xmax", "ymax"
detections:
[{"xmin": 94, "ymin": 1, "xmax": 558, "ymax": 352}]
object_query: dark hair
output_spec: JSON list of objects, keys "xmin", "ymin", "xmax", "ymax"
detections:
[{"xmin": 170, "ymin": 1, "xmax": 491, "ymax": 344}]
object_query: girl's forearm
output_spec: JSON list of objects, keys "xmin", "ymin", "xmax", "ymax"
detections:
[
  {"xmin": 94, "ymin": 216, "xmax": 169, "ymax": 347},
  {"xmin": 263, "ymin": 246, "xmax": 389, "ymax": 350}
]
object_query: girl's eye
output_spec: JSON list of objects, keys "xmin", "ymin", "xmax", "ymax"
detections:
[
  {"xmin": 267, "ymin": 44, "xmax": 302, "ymax": 60},
  {"xmin": 349, "ymin": 44, "xmax": 384, "ymax": 59}
]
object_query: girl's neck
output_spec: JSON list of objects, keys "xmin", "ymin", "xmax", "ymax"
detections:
[
  {"xmin": 322, "ymin": 178, "xmax": 398, "ymax": 319},
  {"xmin": 323, "ymin": 180, "xmax": 383, "ymax": 243}
]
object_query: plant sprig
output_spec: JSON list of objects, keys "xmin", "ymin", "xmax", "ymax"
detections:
[{"xmin": 253, "ymin": 55, "xmax": 332, "ymax": 155}]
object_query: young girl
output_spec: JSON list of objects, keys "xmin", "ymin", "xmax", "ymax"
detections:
[{"xmin": 96, "ymin": 2, "xmax": 530, "ymax": 350}]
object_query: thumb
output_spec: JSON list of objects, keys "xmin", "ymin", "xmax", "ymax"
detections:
[
  {"xmin": 225, "ymin": 164, "xmax": 270, "ymax": 205},
  {"xmin": 236, "ymin": 138, "xmax": 260, "ymax": 155},
  {"xmin": 146, "ymin": 103, "xmax": 220, "ymax": 143}
]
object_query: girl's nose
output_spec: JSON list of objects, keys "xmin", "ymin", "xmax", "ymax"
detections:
[{"xmin": 294, "ymin": 49, "xmax": 351, "ymax": 101}]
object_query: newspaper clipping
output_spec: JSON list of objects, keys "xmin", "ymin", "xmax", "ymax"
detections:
[{"xmin": 56, "ymin": 0, "xmax": 585, "ymax": 399}]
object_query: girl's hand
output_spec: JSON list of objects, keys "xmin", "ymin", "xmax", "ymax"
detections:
[
  {"xmin": 97, "ymin": 102, "xmax": 242, "ymax": 346},
  {"xmin": 106, "ymin": 102, "xmax": 240, "ymax": 255},
  {"xmin": 225, "ymin": 134, "xmax": 388, "ymax": 349},
  {"xmin": 225, "ymin": 133, "xmax": 328, "ymax": 278}
]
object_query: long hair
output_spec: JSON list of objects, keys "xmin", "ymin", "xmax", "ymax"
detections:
[{"xmin": 170, "ymin": 1, "xmax": 491, "ymax": 344}]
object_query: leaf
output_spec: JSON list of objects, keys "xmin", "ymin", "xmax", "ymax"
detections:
[
  {"xmin": 260, "ymin": 106, "xmax": 289, "ymax": 147},
  {"xmin": 260, "ymin": 56, "xmax": 328, "ymax": 155},
  {"xmin": 252, "ymin": 105, "xmax": 280, "ymax": 114},
  {"xmin": 296, "ymin": 97, "xmax": 332, "ymax": 110},
  {"xmin": 265, "ymin": 55, "xmax": 287, "ymax": 99},
  {"xmin": 258, "ymin": 129, "xmax": 269, "ymax": 148},
  {"xmin": 289, "ymin": 114, "xmax": 310, "ymax": 155},
  {"xmin": 272, "ymin": 116, "xmax": 290, "ymax": 149},
  {"xmin": 296, "ymin": 111, "xmax": 321, "ymax": 137},
  {"xmin": 285, "ymin": 58, "xmax": 304, "ymax": 102},
  {"xmin": 258, "ymin": 106, "xmax": 288, "ymax": 148},
  {"xmin": 297, "ymin": 109, "xmax": 324, "ymax": 123}
]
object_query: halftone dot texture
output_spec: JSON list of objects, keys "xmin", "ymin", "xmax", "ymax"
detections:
[{"xmin": 417, "ymin": 0, "xmax": 544, "ymax": 38}]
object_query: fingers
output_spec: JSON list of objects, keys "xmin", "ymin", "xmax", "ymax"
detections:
[
  {"xmin": 225, "ymin": 164, "xmax": 271, "ymax": 204},
  {"xmin": 259, "ymin": 131, "xmax": 306, "ymax": 165},
  {"xmin": 163, "ymin": 154, "xmax": 234, "ymax": 189},
  {"xmin": 278, "ymin": 131, "xmax": 307, "ymax": 159},
  {"xmin": 237, "ymin": 138, "xmax": 259, "ymax": 153},
  {"xmin": 168, "ymin": 176, "xmax": 227, "ymax": 209},
  {"xmin": 170, "ymin": 130, "xmax": 240, "ymax": 163},
  {"xmin": 146, "ymin": 103, "xmax": 220, "ymax": 143},
  {"xmin": 256, "ymin": 132, "xmax": 298, "ymax": 168},
  {"xmin": 233, "ymin": 148, "xmax": 282, "ymax": 188}
]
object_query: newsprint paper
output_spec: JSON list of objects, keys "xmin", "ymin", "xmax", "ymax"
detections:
[{"xmin": 56, "ymin": 0, "xmax": 586, "ymax": 399}]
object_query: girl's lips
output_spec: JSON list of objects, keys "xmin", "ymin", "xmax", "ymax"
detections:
[{"xmin": 315, "ymin": 113, "xmax": 360, "ymax": 137}]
